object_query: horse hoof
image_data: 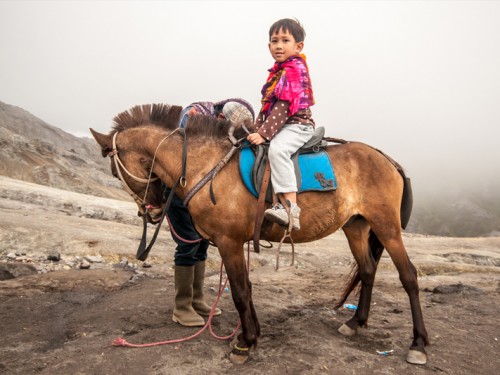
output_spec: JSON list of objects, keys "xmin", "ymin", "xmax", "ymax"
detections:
[
  {"xmin": 406, "ymin": 349, "xmax": 427, "ymax": 365},
  {"xmin": 229, "ymin": 352, "xmax": 249, "ymax": 365},
  {"xmin": 338, "ymin": 323, "xmax": 357, "ymax": 336},
  {"xmin": 229, "ymin": 336, "xmax": 238, "ymax": 349}
]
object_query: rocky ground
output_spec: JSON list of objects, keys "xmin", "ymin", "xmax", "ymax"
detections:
[{"xmin": 1, "ymin": 176, "xmax": 499, "ymax": 375}]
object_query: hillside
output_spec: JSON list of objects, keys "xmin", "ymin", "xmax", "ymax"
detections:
[
  {"xmin": 407, "ymin": 182, "xmax": 500, "ymax": 237},
  {"xmin": 0, "ymin": 101, "xmax": 128, "ymax": 200}
]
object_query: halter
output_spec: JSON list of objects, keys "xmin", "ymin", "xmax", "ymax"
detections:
[
  {"xmin": 109, "ymin": 132, "xmax": 157, "ymax": 207},
  {"xmin": 109, "ymin": 130, "xmax": 182, "ymax": 207},
  {"xmin": 107, "ymin": 128, "xmax": 188, "ymax": 261}
]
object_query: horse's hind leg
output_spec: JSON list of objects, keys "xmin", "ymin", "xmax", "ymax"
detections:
[
  {"xmin": 339, "ymin": 218, "xmax": 378, "ymax": 335},
  {"xmin": 372, "ymin": 223, "xmax": 429, "ymax": 364}
]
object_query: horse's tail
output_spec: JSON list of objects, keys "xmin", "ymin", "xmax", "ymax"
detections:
[
  {"xmin": 334, "ymin": 230, "xmax": 385, "ymax": 309},
  {"xmin": 371, "ymin": 146, "xmax": 413, "ymax": 229},
  {"xmin": 400, "ymin": 174, "xmax": 413, "ymax": 230}
]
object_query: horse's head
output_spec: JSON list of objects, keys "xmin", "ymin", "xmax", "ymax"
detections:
[{"xmin": 90, "ymin": 128, "xmax": 166, "ymax": 224}]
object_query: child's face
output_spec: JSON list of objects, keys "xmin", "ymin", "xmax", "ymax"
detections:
[{"xmin": 268, "ymin": 28, "xmax": 304, "ymax": 63}]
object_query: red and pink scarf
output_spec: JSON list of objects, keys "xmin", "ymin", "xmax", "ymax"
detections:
[{"xmin": 260, "ymin": 54, "xmax": 315, "ymax": 117}]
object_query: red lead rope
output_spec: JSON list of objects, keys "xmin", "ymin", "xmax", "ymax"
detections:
[{"xmin": 112, "ymin": 244, "xmax": 252, "ymax": 348}]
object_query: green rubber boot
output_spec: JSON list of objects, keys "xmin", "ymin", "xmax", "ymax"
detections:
[
  {"xmin": 192, "ymin": 260, "xmax": 221, "ymax": 316},
  {"xmin": 172, "ymin": 265, "xmax": 205, "ymax": 327}
]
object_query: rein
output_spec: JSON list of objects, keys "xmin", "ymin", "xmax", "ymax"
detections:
[
  {"xmin": 109, "ymin": 132, "xmax": 159, "ymax": 206},
  {"xmin": 109, "ymin": 130, "xmax": 182, "ymax": 206},
  {"xmin": 135, "ymin": 128, "xmax": 188, "ymax": 261},
  {"xmin": 113, "ymin": 242, "xmax": 253, "ymax": 349},
  {"xmin": 108, "ymin": 129, "xmax": 188, "ymax": 261},
  {"xmin": 183, "ymin": 144, "xmax": 241, "ymax": 207},
  {"xmin": 183, "ymin": 128, "xmax": 246, "ymax": 207}
]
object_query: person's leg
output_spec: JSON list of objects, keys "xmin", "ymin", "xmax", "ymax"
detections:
[
  {"xmin": 265, "ymin": 124, "xmax": 314, "ymax": 230},
  {"xmin": 192, "ymin": 256, "xmax": 222, "ymax": 316},
  {"xmin": 172, "ymin": 264, "xmax": 205, "ymax": 326},
  {"xmin": 166, "ymin": 190, "xmax": 206, "ymax": 326},
  {"xmin": 166, "ymin": 190, "xmax": 204, "ymax": 267}
]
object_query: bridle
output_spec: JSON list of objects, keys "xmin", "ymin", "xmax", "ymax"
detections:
[
  {"xmin": 107, "ymin": 128, "xmax": 188, "ymax": 261},
  {"xmin": 108, "ymin": 132, "xmax": 159, "ymax": 208},
  {"xmin": 107, "ymin": 125, "xmax": 246, "ymax": 262},
  {"xmin": 108, "ymin": 130, "xmax": 185, "ymax": 208}
]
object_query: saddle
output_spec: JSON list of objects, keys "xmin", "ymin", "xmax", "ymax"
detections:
[{"xmin": 239, "ymin": 127, "xmax": 337, "ymax": 203}]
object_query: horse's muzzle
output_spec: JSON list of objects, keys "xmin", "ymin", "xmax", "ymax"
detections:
[{"xmin": 138, "ymin": 205, "xmax": 164, "ymax": 225}]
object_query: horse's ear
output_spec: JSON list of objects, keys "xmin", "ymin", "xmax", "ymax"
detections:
[{"xmin": 90, "ymin": 128, "xmax": 113, "ymax": 157}]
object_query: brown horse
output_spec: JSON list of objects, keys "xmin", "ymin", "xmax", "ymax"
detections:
[{"xmin": 90, "ymin": 103, "xmax": 429, "ymax": 365}]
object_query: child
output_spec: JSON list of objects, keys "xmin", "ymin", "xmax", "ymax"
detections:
[{"xmin": 247, "ymin": 18, "xmax": 315, "ymax": 230}]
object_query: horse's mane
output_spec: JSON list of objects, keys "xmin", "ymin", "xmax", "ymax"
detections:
[
  {"xmin": 111, "ymin": 103, "xmax": 253, "ymax": 141},
  {"xmin": 183, "ymin": 113, "xmax": 255, "ymax": 141},
  {"xmin": 111, "ymin": 103, "xmax": 183, "ymax": 133}
]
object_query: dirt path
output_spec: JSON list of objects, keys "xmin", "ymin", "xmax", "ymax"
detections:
[{"xmin": 1, "ymin": 178, "xmax": 499, "ymax": 374}]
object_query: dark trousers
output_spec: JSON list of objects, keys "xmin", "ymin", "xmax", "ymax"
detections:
[{"xmin": 164, "ymin": 187, "xmax": 208, "ymax": 267}]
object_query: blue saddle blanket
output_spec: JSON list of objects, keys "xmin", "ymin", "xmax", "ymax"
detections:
[{"xmin": 239, "ymin": 145, "xmax": 337, "ymax": 198}]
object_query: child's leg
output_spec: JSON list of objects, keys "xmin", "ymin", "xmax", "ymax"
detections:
[
  {"xmin": 268, "ymin": 123, "xmax": 314, "ymax": 195},
  {"xmin": 265, "ymin": 124, "xmax": 314, "ymax": 229},
  {"xmin": 283, "ymin": 192, "xmax": 296, "ymax": 204}
]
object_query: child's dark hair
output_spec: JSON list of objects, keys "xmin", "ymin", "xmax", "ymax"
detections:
[{"xmin": 269, "ymin": 18, "xmax": 306, "ymax": 42}]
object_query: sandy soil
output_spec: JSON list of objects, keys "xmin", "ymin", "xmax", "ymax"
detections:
[{"xmin": 1, "ymin": 176, "xmax": 499, "ymax": 375}]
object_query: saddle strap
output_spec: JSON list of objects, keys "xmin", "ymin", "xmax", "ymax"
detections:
[{"xmin": 252, "ymin": 159, "xmax": 271, "ymax": 254}]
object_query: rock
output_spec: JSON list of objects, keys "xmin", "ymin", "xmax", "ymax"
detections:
[
  {"xmin": 84, "ymin": 255, "xmax": 104, "ymax": 263},
  {"xmin": 268, "ymin": 285, "xmax": 284, "ymax": 293},
  {"xmin": 47, "ymin": 253, "xmax": 61, "ymax": 262},
  {"xmin": 113, "ymin": 261, "xmax": 127, "ymax": 269},
  {"xmin": 79, "ymin": 261, "xmax": 91, "ymax": 269},
  {"xmin": 0, "ymin": 262, "xmax": 38, "ymax": 280},
  {"xmin": 432, "ymin": 283, "xmax": 483, "ymax": 295}
]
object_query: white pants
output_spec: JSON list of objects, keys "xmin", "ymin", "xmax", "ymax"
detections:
[{"xmin": 268, "ymin": 123, "xmax": 314, "ymax": 193}]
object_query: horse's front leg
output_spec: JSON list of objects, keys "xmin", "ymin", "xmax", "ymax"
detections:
[{"xmin": 217, "ymin": 239, "xmax": 260, "ymax": 364}]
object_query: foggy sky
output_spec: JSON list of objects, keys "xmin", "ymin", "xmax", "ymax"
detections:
[{"xmin": 1, "ymin": 1, "xmax": 499, "ymax": 193}]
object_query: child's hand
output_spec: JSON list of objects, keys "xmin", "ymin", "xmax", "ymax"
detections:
[{"xmin": 247, "ymin": 133, "xmax": 266, "ymax": 145}]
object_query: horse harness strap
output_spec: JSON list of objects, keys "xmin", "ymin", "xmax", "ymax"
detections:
[
  {"xmin": 109, "ymin": 133, "xmax": 157, "ymax": 205},
  {"xmin": 134, "ymin": 128, "xmax": 188, "ymax": 261},
  {"xmin": 183, "ymin": 144, "xmax": 241, "ymax": 207}
]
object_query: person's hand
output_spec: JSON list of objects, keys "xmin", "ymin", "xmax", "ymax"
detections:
[{"xmin": 247, "ymin": 132, "xmax": 266, "ymax": 145}]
